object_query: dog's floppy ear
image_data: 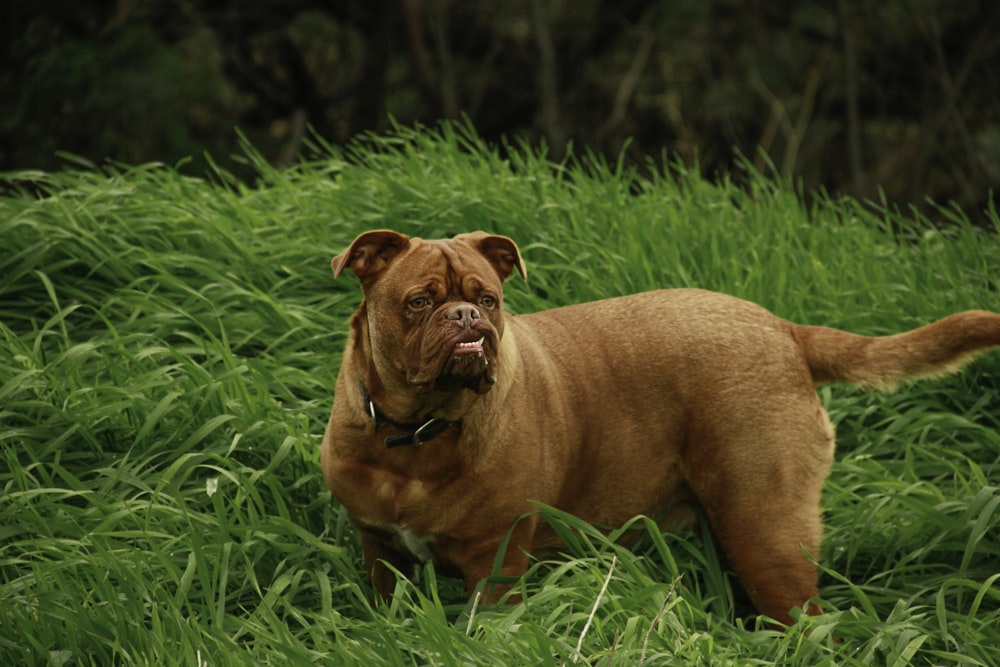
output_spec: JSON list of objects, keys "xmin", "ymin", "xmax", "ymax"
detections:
[
  {"xmin": 332, "ymin": 230, "xmax": 411, "ymax": 282},
  {"xmin": 459, "ymin": 232, "xmax": 528, "ymax": 282}
]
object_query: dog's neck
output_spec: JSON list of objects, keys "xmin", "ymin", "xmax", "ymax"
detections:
[{"xmin": 356, "ymin": 380, "xmax": 457, "ymax": 448}]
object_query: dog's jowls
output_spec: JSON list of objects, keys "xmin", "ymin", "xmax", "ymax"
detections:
[{"xmin": 321, "ymin": 229, "xmax": 1000, "ymax": 626}]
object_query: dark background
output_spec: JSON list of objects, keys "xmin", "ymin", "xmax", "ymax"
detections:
[{"xmin": 3, "ymin": 0, "xmax": 999, "ymax": 221}]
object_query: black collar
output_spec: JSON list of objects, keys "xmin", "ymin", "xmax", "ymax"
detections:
[{"xmin": 358, "ymin": 381, "xmax": 455, "ymax": 449}]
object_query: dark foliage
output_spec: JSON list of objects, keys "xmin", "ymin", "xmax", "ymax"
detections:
[{"xmin": 3, "ymin": 0, "xmax": 999, "ymax": 220}]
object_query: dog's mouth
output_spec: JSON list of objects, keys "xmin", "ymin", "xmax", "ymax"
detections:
[
  {"xmin": 409, "ymin": 331, "xmax": 497, "ymax": 394},
  {"xmin": 437, "ymin": 334, "xmax": 493, "ymax": 392},
  {"xmin": 452, "ymin": 336, "xmax": 486, "ymax": 358}
]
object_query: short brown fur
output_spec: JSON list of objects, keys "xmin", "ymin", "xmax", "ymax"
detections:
[{"xmin": 321, "ymin": 230, "xmax": 1000, "ymax": 626}]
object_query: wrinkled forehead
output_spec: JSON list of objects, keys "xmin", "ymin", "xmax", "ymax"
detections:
[{"xmin": 374, "ymin": 237, "xmax": 500, "ymax": 298}]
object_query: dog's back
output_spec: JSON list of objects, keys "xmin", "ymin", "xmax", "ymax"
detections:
[{"xmin": 517, "ymin": 288, "xmax": 1000, "ymax": 394}]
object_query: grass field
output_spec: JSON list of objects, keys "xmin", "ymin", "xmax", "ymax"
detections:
[{"xmin": 2, "ymin": 124, "xmax": 999, "ymax": 666}]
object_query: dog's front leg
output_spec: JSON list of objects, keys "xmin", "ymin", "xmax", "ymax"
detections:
[
  {"xmin": 358, "ymin": 527, "xmax": 416, "ymax": 604},
  {"xmin": 458, "ymin": 513, "xmax": 539, "ymax": 604}
]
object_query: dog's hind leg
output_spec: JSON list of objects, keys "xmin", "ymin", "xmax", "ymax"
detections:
[{"xmin": 683, "ymin": 396, "xmax": 837, "ymax": 626}]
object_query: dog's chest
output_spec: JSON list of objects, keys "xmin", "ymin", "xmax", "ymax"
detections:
[
  {"xmin": 340, "ymin": 454, "xmax": 477, "ymax": 567},
  {"xmin": 356, "ymin": 470, "xmax": 450, "ymax": 563}
]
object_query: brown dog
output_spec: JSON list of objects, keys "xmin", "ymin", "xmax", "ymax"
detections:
[{"xmin": 321, "ymin": 229, "xmax": 1000, "ymax": 625}]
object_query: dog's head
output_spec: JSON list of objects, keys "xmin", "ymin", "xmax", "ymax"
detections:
[{"xmin": 333, "ymin": 230, "xmax": 526, "ymax": 396}]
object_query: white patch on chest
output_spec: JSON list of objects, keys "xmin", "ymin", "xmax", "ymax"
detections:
[{"xmin": 389, "ymin": 525, "xmax": 437, "ymax": 564}]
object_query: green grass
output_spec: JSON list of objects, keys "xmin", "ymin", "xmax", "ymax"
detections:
[{"xmin": 2, "ymin": 123, "xmax": 999, "ymax": 665}]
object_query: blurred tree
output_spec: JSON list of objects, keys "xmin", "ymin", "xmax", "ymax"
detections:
[
  {"xmin": 2, "ymin": 0, "xmax": 999, "ymax": 222},
  {"xmin": 1, "ymin": 0, "xmax": 237, "ymax": 174}
]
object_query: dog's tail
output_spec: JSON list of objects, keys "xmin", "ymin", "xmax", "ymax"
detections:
[{"xmin": 792, "ymin": 310, "xmax": 1000, "ymax": 390}]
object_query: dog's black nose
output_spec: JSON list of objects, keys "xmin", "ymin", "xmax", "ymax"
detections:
[{"xmin": 447, "ymin": 304, "xmax": 480, "ymax": 327}]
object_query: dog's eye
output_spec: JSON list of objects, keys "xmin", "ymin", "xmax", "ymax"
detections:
[
  {"xmin": 408, "ymin": 296, "xmax": 431, "ymax": 310},
  {"xmin": 480, "ymin": 295, "xmax": 498, "ymax": 310}
]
